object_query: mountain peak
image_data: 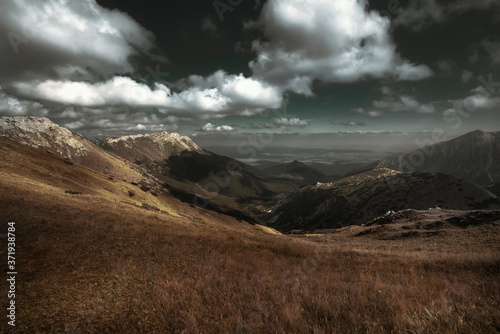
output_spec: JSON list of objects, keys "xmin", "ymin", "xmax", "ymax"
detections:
[
  {"xmin": 376, "ymin": 130, "xmax": 500, "ymax": 186},
  {"xmin": 0, "ymin": 116, "xmax": 68, "ymax": 134},
  {"xmin": 104, "ymin": 131, "xmax": 201, "ymax": 152},
  {"xmin": 0, "ymin": 116, "xmax": 89, "ymax": 158}
]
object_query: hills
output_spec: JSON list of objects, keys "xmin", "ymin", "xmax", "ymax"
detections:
[
  {"xmin": 2, "ymin": 116, "xmax": 499, "ymax": 232},
  {"xmin": 0, "ymin": 116, "xmax": 159, "ymax": 189},
  {"xmin": 375, "ymin": 130, "xmax": 500, "ymax": 186},
  {"xmin": 1, "ymin": 116, "xmax": 500, "ymax": 332},
  {"xmin": 262, "ymin": 160, "xmax": 335, "ymax": 185},
  {"xmin": 99, "ymin": 131, "xmax": 299, "ymax": 221},
  {"xmin": 268, "ymin": 168, "xmax": 499, "ymax": 231}
]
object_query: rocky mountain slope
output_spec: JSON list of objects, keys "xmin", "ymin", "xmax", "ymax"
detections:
[
  {"xmin": 0, "ymin": 116, "xmax": 159, "ymax": 189},
  {"xmin": 268, "ymin": 168, "xmax": 499, "ymax": 231},
  {"xmin": 100, "ymin": 132, "xmax": 296, "ymax": 220},
  {"xmin": 101, "ymin": 132, "xmax": 204, "ymax": 162},
  {"xmin": 375, "ymin": 130, "xmax": 500, "ymax": 186}
]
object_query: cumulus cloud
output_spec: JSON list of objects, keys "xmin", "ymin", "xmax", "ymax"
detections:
[
  {"xmin": 272, "ymin": 117, "xmax": 309, "ymax": 127},
  {"xmin": 14, "ymin": 77, "xmax": 172, "ymax": 106},
  {"xmin": 14, "ymin": 71, "xmax": 284, "ymax": 116},
  {"xmin": 0, "ymin": 0, "xmax": 165, "ymax": 82},
  {"xmin": 450, "ymin": 85, "xmax": 500, "ymax": 111},
  {"xmin": 248, "ymin": 0, "xmax": 432, "ymax": 94},
  {"xmin": 201, "ymin": 122, "xmax": 235, "ymax": 132},
  {"xmin": 246, "ymin": 117, "xmax": 310, "ymax": 129},
  {"xmin": 56, "ymin": 109, "xmax": 181, "ymax": 138},
  {"xmin": 0, "ymin": 87, "xmax": 47, "ymax": 116}
]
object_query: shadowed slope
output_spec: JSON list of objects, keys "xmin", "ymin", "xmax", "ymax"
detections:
[{"xmin": 269, "ymin": 168, "xmax": 499, "ymax": 231}]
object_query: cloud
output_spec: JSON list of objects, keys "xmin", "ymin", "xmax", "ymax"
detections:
[
  {"xmin": 201, "ymin": 122, "xmax": 235, "ymax": 132},
  {"xmin": 14, "ymin": 77, "xmax": 172, "ymax": 106},
  {"xmin": 352, "ymin": 86, "xmax": 436, "ymax": 117},
  {"xmin": 272, "ymin": 117, "xmax": 309, "ymax": 127},
  {"xmin": 246, "ymin": 117, "xmax": 310, "ymax": 129},
  {"xmin": 0, "ymin": 0, "xmax": 165, "ymax": 83},
  {"xmin": 13, "ymin": 71, "xmax": 284, "ymax": 116},
  {"xmin": 331, "ymin": 121, "xmax": 367, "ymax": 127},
  {"xmin": 0, "ymin": 87, "xmax": 47, "ymax": 116},
  {"xmin": 450, "ymin": 85, "xmax": 500, "ymax": 111},
  {"xmin": 248, "ymin": 0, "xmax": 432, "ymax": 94},
  {"xmin": 373, "ymin": 86, "xmax": 435, "ymax": 114},
  {"xmin": 394, "ymin": 0, "xmax": 500, "ymax": 31},
  {"xmin": 54, "ymin": 108, "xmax": 182, "ymax": 138},
  {"xmin": 352, "ymin": 107, "xmax": 382, "ymax": 118}
]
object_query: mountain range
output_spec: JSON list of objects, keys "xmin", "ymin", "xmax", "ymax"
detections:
[
  {"xmin": 374, "ymin": 130, "xmax": 500, "ymax": 187},
  {"xmin": 267, "ymin": 168, "xmax": 498, "ymax": 231},
  {"xmin": 1, "ymin": 116, "xmax": 499, "ymax": 232}
]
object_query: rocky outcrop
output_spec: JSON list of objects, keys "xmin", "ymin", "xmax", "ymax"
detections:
[
  {"xmin": 0, "ymin": 116, "xmax": 90, "ymax": 159},
  {"xmin": 0, "ymin": 116, "xmax": 159, "ymax": 189}
]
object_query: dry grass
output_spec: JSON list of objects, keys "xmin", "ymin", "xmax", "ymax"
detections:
[{"xmin": 1, "ymin": 140, "xmax": 500, "ymax": 333}]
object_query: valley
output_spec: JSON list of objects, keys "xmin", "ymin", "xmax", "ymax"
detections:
[{"xmin": 0, "ymin": 116, "xmax": 499, "ymax": 333}]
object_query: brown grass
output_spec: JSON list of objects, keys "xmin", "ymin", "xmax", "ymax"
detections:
[{"xmin": 1, "ymin": 139, "xmax": 499, "ymax": 333}]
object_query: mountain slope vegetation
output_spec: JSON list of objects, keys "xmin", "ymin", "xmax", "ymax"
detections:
[
  {"xmin": 0, "ymin": 118, "xmax": 499, "ymax": 332},
  {"xmin": 269, "ymin": 168, "xmax": 499, "ymax": 231},
  {"xmin": 375, "ymin": 130, "xmax": 500, "ymax": 186}
]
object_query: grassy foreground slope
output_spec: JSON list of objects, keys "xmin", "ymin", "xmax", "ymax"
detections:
[{"xmin": 0, "ymin": 138, "xmax": 500, "ymax": 333}]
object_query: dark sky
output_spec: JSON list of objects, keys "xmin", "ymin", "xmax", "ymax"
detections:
[{"xmin": 0, "ymin": 0, "xmax": 499, "ymax": 145}]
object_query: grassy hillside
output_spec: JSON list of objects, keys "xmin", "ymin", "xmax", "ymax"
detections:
[
  {"xmin": 100, "ymin": 134, "xmax": 295, "ymax": 221},
  {"xmin": 1, "ymin": 139, "xmax": 499, "ymax": 333},
  {"xmin": 269, "ymin": 168, "xmax": 499, "ymax": 231}
]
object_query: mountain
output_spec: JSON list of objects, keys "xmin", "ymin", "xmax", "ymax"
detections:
[
  {"xmin": 100, "ymin": 132, "xmax": 204, "ymax": 163},
  {"xmin": 262, "ymin": 160, "xmax": 335, "ymax": 184},
  {"xmin": 100, "ymin": 132, "xmax": 294, "ymax": 221},
  {"xmin": 0, "ymin": 116, "xmax": 159, "ymax": 189},
  {"xmin": 268, "ymin": 168, "xmax": 499, "ymax": 231},
  {"xmin": 374, "ymin": 130, "xmax": 500, "ymax": 186}
]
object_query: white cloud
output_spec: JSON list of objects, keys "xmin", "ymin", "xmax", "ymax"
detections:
[
  {"xmin": 249, "ymin": 0, "xmax": 432, "ymax": 94},
  {"xmin": 0, "ymin": 87, "xmax": 47, "ymax": 115},
  {"xmin": 0, "ymin": 0, "xmax": 164, "ymax": 81},
  {"xmin": 127, "ymin": 123, "xmax": 178, "ymax": 132},
  {"xmin": 272, "ymin": 117, "xmax": 309, "ymax": 127},
  {"xmin": 452, "ymin": 86, "xmax": 500, "ymax": 111},
  {"xmin": 14, "ymin": 71, "xmax": 284, "ymax": 116},
  {"xmin": 15, "ymin": 77, "xmax": 171, "ymax": 106},
  {"xmin": 186, "ymin": 71, "xmax": 283, "ymax": 111},
  {"xmin": 202, "ymin": 122, "xmax": 235, "ymax": 132},
  {"xmin": 57, "ymin": 110, "xmax": 182, "ymax": 138}
]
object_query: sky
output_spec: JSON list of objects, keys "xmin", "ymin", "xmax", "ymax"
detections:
[{"xmin": 0, "ymin": 0, "xmax": 499, "ymax": 154}]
